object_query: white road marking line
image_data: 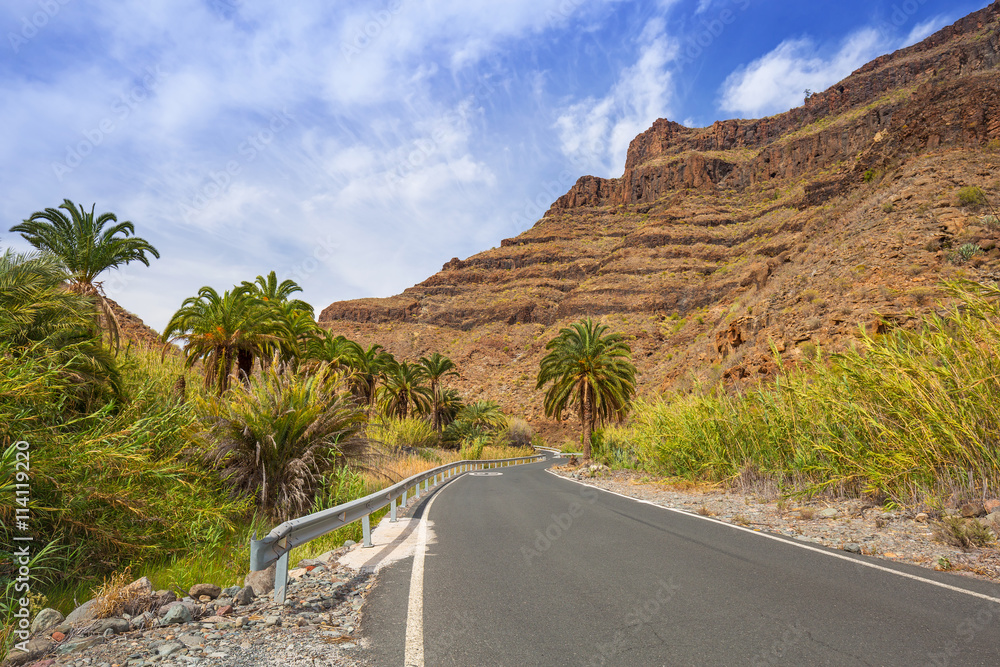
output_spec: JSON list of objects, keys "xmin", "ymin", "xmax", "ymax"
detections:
[
  {"xmin": 403, "ymin": 476, "xmax": 456, "ymax": 666},
  {"xmin": 547, "ymin": 469, "xmax": 1000, "ymax": 605}
]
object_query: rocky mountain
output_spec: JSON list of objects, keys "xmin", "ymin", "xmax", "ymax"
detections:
[
  {"xmin": 103, "ymin": 298, "xmax": 164, "ymax": 350},
  {"xmin": 320, "ymin": 3, "xmax": 1000, "ymax": 440}
]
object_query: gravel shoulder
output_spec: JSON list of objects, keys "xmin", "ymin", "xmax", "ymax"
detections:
[
  {"xmin": 8, "ymin": 546, "xmax": 375, "ymax": 667},
  {"xmin": 552, "ymin": 462, "xmax": 1000, "ymax": 583}
]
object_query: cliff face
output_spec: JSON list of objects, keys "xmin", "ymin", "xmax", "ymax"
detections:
[{"xmin": 320, "ymin": 3, "xmax": 1000, "ymax": 435}]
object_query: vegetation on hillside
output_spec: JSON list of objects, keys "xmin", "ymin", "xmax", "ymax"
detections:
[
  {"xmin": 0, "ymin": 205, "xmax": 532, "ymax": 658},
  {"xmin": 593, "ymin": 281, "xmax": 1000, "ymax": 505}
]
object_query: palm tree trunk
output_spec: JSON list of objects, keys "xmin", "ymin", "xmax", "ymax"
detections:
[
  {"xmin": 431, "ymin": 379, "xmax": 440, "ymax": 431},
  {"xmin": 237, "ymin": 348, "xmax": 254, "ymax": 385},
  {"xmin": 581, "ymin": 382, "xmax": 593, "ymax": 460}
]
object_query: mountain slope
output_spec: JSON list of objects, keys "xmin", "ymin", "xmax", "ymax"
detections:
[{"xmin": 319, "ymin": 3, "xmax": 1000, "ymax": 438}]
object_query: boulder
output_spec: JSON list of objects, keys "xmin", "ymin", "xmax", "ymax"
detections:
[
  {"xmin": 188, "ymin": 583, "xmax": 221, "ymax": 600},
  {"xmin": 30, "ymin": 608, "xmax": 64, "ymax": 634},
  {"xmin": 2, "ymin": 637, "xmax": 54, "ymax": 665},
  {"xmin": 221, "ymin": 585, "xmax": 242, "ymax": 597},
  {"xmin": 984, "ymin": 499, "xmax": 1000, "ymax": 514},
  {"xmin": 55, "ymin": 636, "xmax": 104, "ymax": 655},
  {"xmin": 960, "ymin": 502, "xmax": 986, "ymax": 518},
  {"xmin": 154, "ymin": 589, "xmax": 177, "ymax": 604},
  {"xmin": 233, "ymin": 586, "xmax": 256, "ymax": 607},
  {"xmin": 161, "ymin": 603, "xmax": 193, "ymax": 626},
  {"xmin": 123, "ymin": 576, "xmax": 153, "ymax": 598},
  {"xmin": 817, "ymin": 508, "xmax": 838, "ymax": 519},
  {"xmin": 64, "ymin": 599, "xmax": 98, "ymax": 626},
  {"xmin": 244, "ymin": 563, "xmax": 276, "ymax": 596},
  {"xmin": 130, "ymin": 611, "xmax": 156, "ymax": 630},
  {"xmin": 93, "ymin": 617, "xmax": 130, "ymax": 636}
]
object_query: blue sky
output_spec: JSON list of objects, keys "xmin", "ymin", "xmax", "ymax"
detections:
[{"xmin": 0, "ymin": 0, "xmax": 989, "ymax": 330}]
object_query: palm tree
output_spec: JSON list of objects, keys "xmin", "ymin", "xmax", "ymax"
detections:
[
  {"xmin": 273, "ymin": 301, "xmax": 321, "ymax": 369},
  {"xmin": 308, "ymin": 331, "xmax": 361, "ymax": 370},
  {"xmin": 240, "ymin": 272, "xmax": 316, "ymax": 368},
  {"xmin": 378, "ymin": 361, "xmax": 431, "ymax": 419},
  {"xmin": 441, "ymin": 400, "xmax": 506, "ymax": 450},
  {"xmin": 437, "ymin": 388, "xmax": 464, "ymax": 429},
  {"xmin": 536, "ymin": 318, "xmax": 637, "ymax": 460},
  {"xmin": 200, "ymin": 364, "xmax": 367, "ymax": 522},
  {"xmin": 346, "ymin": 344, "xmax": 396, "ymax": 413},
  {"xmin": 239, "ymin": 271, "xmax": 314, "ymax": 316},
  {"xmin": 418, "ymin": 352, "xmax": 458, "ymax": 431},
  {"xmin": 162, "ymin": 286, "xmax": 280, "ymax": 395},
  {"xmin": 10, "ymin": 199, "xmax": 160, "ymax": 351}
]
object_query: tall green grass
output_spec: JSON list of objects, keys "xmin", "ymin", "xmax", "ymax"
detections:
[
  {"xmin": 368, "ymin": 416, "xmax": 439, "ymax": 448},
  {"xmin": 1, "ymin": 344, "xmax": 248, "ymax": 616},
  {"xmin": 597, "ymin": 281, "xmax": 1000, "ymax": 504}
]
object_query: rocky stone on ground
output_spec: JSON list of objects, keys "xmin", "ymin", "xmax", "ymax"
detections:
[
  {"xmin": 4, "ymin": 545, "xmax": 369, "ymax": 667},
  {"xmin": 245, "ymin": 562, "xmax": 277, "ymax": 596},
  {"xmin": 62, "ymin": 600, "xmax": 97, "ymax": 627},
  {"xmin": 233, "ymin": 586, "xmax": 255, "ymax": 606},
  {"xmin": 160, "ymin": 603, "xmax": 193, "ymax": 626},
  {"xmin": 188, "ymin": 583, "xmax": 221, "ymax": 600},
  {"xmin": 30, "ymin": 609, "xmax": 64, "ymax": 635}
]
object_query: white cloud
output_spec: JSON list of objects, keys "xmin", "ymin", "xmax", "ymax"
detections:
[
  {"xmin": 718, "ymin": 28, "xmax": 884, "ymax": 118},
  {"xmin": 4, "ymin": 0, "xmax": 637, "ymax": 330},
  {"xmin": 554, "ymin": 19, "xmax": 676, "ymax": 176},
  {"xmin": 902, "ymin": 15, "xmax": 951, "ymax": 47}
]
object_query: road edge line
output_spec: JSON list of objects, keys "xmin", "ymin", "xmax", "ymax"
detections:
[
  {"xmin": 546, "ymin": 469, "xmax": 1000, "ymax": 606},
  {"xmin": 403, "ymin": 474, "xmax": 458, "ymax": 666}
]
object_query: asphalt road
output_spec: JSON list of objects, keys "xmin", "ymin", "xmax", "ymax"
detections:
[{"xmin": 360, "ymin": 455, "xmax": 1000, "ymax": 666}]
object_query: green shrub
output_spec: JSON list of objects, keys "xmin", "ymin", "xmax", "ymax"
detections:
[
  {"xmin": 368, "ymin": 416, "xmax": 438, "ymax": 449},
  {"xmin": 0, "ymin": 343, "xmax": 248, "ymax": 617},
  {"xmin": 933, "ymin": 515, "xmax": 996, "ymax": 549},
  {"xmin": 591, "ymin": 429, "xmax": 642, "ymax": 469},
  {"xmin": 949, "ymin": 243, "xmax": 981, "ymax": 264},
  {"xmin": 863, "ymin": 169, "xmax": 880, "ymax": 183},
  {"xmin": 958, "ymin": 186, "xmax": 987, "ymax": 207},
  {"xmin": 500, "ymin": 418, "xmax": 534, "ymax": 448},
  {"xmin": 197, "ymin": 365, "xmax": 367, "ymax": 522}
]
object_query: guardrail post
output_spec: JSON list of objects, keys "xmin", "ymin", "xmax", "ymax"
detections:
[
  {"xmin": 274, "ymin": 551, "xmax": 289, "ymax": 604},
  {"xmin": 415, "ymin": 482, "xmax": 421, "ymax": 499},
  {"xmin": 390, "ymin": 496, "xmax": 397, "ymax": 522},
  {"xmin": 362, "ymin": 514, "xmax": 373, "ymax": 548}
]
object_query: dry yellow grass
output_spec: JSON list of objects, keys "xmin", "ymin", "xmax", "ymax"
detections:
[{"xmin": 90, "ymin": 567, "xmax": 155, "ymax": 619}]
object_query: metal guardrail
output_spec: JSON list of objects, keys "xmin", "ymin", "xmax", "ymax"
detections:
[
  {"xmin": 249, "ymin": 452, "xmax": 547, "ymax": 602},
  {"xmin": 535, "ymin": 446, "xmax": 583, "ymax": 458}
]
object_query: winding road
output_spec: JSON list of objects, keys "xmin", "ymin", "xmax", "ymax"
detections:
[{"xmin": 357, "ymin": 455, "xmax": 1000, "ymax": 666}]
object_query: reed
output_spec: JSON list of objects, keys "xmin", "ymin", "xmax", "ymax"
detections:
[{"xmin": 597, "ymin": 281, "xmax": 1000, "ymax": 505}]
